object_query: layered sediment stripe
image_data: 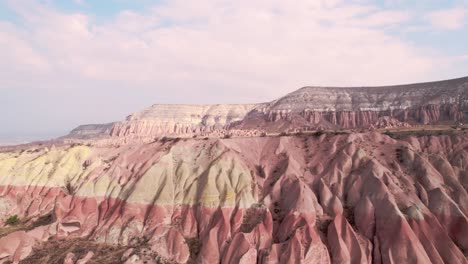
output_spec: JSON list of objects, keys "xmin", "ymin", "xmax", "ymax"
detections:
[
  {"xmin": 0, "ymin": 133, "xmax": 467, "ymax": 263},
  {"xmin": 0, "ymin": 142, "xmax": 256, "ymax": 207}
]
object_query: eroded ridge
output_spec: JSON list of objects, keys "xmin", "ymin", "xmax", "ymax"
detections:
[
  {"xmin": 66, "ymin": 77, "xmax": 468, "ymax": 140},
  {"xmin": 0, "ymin": 131, "xmax": 467, "ymax": 263}
]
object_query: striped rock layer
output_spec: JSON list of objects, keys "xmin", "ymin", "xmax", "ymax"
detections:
[
  {"xmin": 0, "ymin": 132, "xmax": 467, "ymax": 263},
  {"xmin": 88, "ymin": 77, "xmax": 468, "ymax": 139}
]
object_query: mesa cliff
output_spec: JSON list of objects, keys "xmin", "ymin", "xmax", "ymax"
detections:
[
  {"xmin": 70, "ymin": 76, "xmax": 468, "ymax": 140},
  {"xmin": 0, "ymin": 77, "xmax": 467, "ymax": 264}
]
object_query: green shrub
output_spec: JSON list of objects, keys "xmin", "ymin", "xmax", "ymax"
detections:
[{"xmin": 5, "ymin": 215, "xmax": 19, "ymax": 225}]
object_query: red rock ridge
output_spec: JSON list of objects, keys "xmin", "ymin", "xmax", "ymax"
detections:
[
  {"xmin": 0, "ymin": 132, "xmax": 467, "ymax": 263},
  {"xmin": 63, "ymin": 77, "xmax": 468, "ymax": 140}
]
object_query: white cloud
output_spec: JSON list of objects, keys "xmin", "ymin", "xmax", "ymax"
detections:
[
  {"xmin": 0, "ymin": 0, "xmax": 455, "ymax": 102},
  {"xmin": 425, "ymin": 8, "xmax": 467, "ymax": 30},
  {"xmin": 457, "ymin": 54, "xmax": 468, "ymax": 61}
]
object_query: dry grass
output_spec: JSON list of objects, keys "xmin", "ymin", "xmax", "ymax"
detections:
[
  {"xmin": 20, "ymin": 238, "xmax": 172, "ymax": 264},
  {"xmin": 0, "ymin": 213, "xmax": 54, "ymax": 238},
  {"xmin": 185, "ymin": 237, "xmax": 201, "ymax": 264},
  {"xmin": 379, "ymin": 125, "xmax": 466, "ymax": 139},
  {"xmin": 20, "ymin": 239, "xmax": 127, "ymax": 264}
]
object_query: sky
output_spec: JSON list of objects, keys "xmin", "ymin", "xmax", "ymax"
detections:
[{"xmin": 1, "ymin": 0, "xmax": 468, "ymax": 142}]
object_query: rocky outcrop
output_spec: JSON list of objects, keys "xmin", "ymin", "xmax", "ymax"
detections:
[
  {"xmin": 65, "ymin": 123, "xmax": 115, "ymax": 139},
  {"xmin": 100, "ymin": 77, "xmax": 468, "ymax": 139},
  {"xmin": 0, "ymin": 132, "xmax": 467, "ymax": 263},
  {"xmin": 371, "ymin": 116, "xmax": 410, "ymax": 129},
  {"xmin": 109, "ymin": 104, "xmax": 256, "ymax": 138},
  {"xmin": 239, "ymin": 77, "xmax": 468, "ymax": 132},
  {"xmin": 1, "ymin": 77, "xmax": 468, "ymax": 263}
]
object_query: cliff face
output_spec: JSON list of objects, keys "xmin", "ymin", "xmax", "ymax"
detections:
[
  {"xmin": 109, "ymin": 104, "xmax": 256, "ymax": 138},
  {"xmin": 104, "ymin": 77, "xmax": 468, "ymax": 139},
  {"xmin": 65, "ymin": 123, "xmax": 115, "ymax": 139},
  {"xmin": 239, "ymin": 77, "xmax": 468, "ymax": 131},
  {"xmin": 1, "ymin": 77, "xmax": 468, "ymax": 263},
  {"xmin": 0, "ymin": 132, "xmax": 467, "ymax": 263}
]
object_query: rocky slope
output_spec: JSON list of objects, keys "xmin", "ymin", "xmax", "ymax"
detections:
[
  {"xmin": 0, "ymin": 130, "xmax": 467, "ymax": 263},
  {"xmin": 65, "ymin": 123, "xmax": 115, "ymax": 139},
  {"xmin": 1, "ymin": 76, "xmax": 468, "ymax": 264},
  {"xmin": 91, "ymin": 77, "xmax": 468, "ymax": 139},
  {"xmin": 109, "ymin": 104, "xmax": 257, "ymax": 139},
  {"xmin": 241, "ymin": 76, "xmax": 468, "ymax": 131}
]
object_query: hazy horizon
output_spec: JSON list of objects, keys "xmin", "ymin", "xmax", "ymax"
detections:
[
  {"xmin": 2, "ymin": 0, "xmax": 468, "ymax": 140},
  {"xmin": 0, "ymin": 132, "xmax": 65, "ymax": 146}
]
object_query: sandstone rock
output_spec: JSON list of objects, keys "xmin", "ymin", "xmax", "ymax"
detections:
[
  {"xmin": 0, "ymin": 133, "xmax": 466, "ymax": 263},
  {"xmin": 63, "ymin": 252, "xmax": 76, "ymax": 264},
  {"xmin": 1, "ymin": 77, "xmax": 468, "ymax": 263},
  {"xmin": 65, "ymin": 76, "xmax": 468, "ymax": 140},
  {"xmin": 64, "ymin": 123, "xmax": 115, "ymax": 139},
  {"xmin": 76, "ymin": 251, "xmax": 94, "ymax": 264}
]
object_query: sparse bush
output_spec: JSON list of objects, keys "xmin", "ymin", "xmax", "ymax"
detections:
[
  {"xmin": 256, "ymin": 165, "xmax": 265, "ymax": 178},
  {"xmin": 317, "ymin": 219, "xmax": 331, "ymax": 234},
  {"xmin": 313, "ymin": 131, "xmax": 324, "ymax": 137},
  {"xmin": 279, "ymin": 132, "xmax": 288, "ymax": 137},
  {"xmin": 334, "ymin": 130, "xmax": 348, "ymax": 135},
  {"xmin": 223, "ymin": 134, "xmax": 232, "ymax": 139},
  {"xmin": 395, "ymin": 148, "xmax": 404, "ymax": 163},
  {"xmin": 82, "ymin": 160, "xmax": 91, "ymax": 169},
  {"xmin": 260, "ymin": 132, "xmax": 267, "ymax": 137},
  {"xmin": 186, "ymin": 237, "xmax": 201, "ymax": 263},
  {"xmin": 65, "ymin": 180, "xmax": 76, "ymax": 195},
  {"xmin": 5, "ymin": 215, "xmax": 19, "ymax": 225},
  {"xmin": 160, "ymin": 137, "xmax": 170, "ymax": 143}
]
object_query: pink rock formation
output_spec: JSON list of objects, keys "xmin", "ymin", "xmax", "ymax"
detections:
[
  {"xmin": 327, "ymin": 214, "xmax": 370, "ymax": 264},
  {"xmin": 372, "ymin": 116, "xmax": 411, "ymax": 129},
  {"xmin": 66, "ymin": 76, "xmax": 468, "ymax": 139},
  {"xmin": 1, "ymin": 76, "xmax": 468, "ymax": 263},
  {"xmin": 0, "ymin": 131, "xmax": 467, "ymax": 263}
]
